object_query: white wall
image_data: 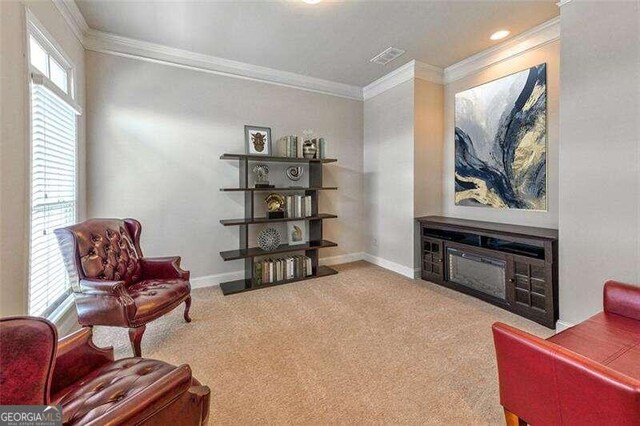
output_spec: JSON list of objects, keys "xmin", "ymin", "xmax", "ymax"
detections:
[
  {"xmin": 558, "ymin": 1, "xmax": 640, "ymax": 325},
  {"xmin": 414, "ymin": 78, "xmax": 444, "ymax": 269},
  {"xmin": 442, "ymin": 41, "xmax": 560, "ymax": 228},
  {"xmin": 85, "ymin": 51, "xmax": 364, "ymax": 283},
  {"xmin": 0, "ymin": 0, "xmax": 85, "ymax": 316},
  {"xmin": 363, "ymin": 80, "xmax": 416, "ymax": 276}
]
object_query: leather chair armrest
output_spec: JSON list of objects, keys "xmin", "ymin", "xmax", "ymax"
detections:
[
  {"xmin": 140, "ymin": 256, "xmax": 190, "ymax": 281},
  {"xmin": 51, "ymin": 327, "xmax": 114, "ymax": 398},
  {"xmin": 75, "ymin": 280, "xmax": 136, "ymax": 327},
  {"xmin": 492, "ymin": 322, "xmax": 640, "ymax": 425},
  {"xmin": 80, "ymin": 278, "xmax": 129, "ymax": 297},
  {"xmin": 604, "ymin": 280, "xmax": 640, "ymax": 321}
]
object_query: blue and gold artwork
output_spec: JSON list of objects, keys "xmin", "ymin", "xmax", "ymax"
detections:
[{"xmin": 455, "ymin": 63, "xmax": 547, "ymax": 210}]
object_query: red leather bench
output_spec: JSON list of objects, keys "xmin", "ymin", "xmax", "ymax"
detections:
[{"xmin": 493, "ymin": 280, "xmax": 640, "ymax": 425}]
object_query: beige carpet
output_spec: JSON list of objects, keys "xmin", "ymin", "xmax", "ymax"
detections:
[{"xmin": 93, "ymin": 261, "xmax": 552, "ymax": 425}]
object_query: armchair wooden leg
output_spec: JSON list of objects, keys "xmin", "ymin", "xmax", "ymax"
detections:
[
  {"xmin": 129, "ymin": 325, "xmax": 146, "ymax": 357},
  {"xmin": 504, "ymin": 409, "xmax": 527, "ymax": 426},
  {"xmin": 184, "ymin": 296, "xmax": 192, "ymax": 323}
]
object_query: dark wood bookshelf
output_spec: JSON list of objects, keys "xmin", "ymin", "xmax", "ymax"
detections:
[
  {"xmin": 220, "ymin": 187, "xmax": 337, "ymax": 192},
  {"xmin": 220, "ymin": 213, "xmax": 337, "ymax": 226},
  {"xmin": 220, "ymin": 265, "xmax": 338, "ymax": 295},
  {"xmin": 219, "ymin": 152, "xmax": 338, "ymax": 295},
  {"xmin": 220, "ymin": 153, "xmax": 337, "ymax": 163},
  {"xmin": 220, "ymin": 240, "xmax": 337, "ymax": 261}
]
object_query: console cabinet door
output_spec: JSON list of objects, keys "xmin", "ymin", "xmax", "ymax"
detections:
[
  {"xmin": 507, "ymin": 256, "xmax": 552, "ymax": 324},
  {"xmin": 422, "ymin": 237, "xmax": 444, "ymax": 282}
]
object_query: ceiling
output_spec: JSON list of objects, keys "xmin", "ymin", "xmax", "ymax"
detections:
[{"xmin": 75, "ymin": 1, "xmax": 559, "ymax": 87}]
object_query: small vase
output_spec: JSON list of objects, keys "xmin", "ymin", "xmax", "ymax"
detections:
[{"xmin": 303, "ymin": 141, "xmax": 317, "ymax": 159}]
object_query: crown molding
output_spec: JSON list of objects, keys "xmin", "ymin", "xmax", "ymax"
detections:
[
  {"xmin": 556, "ymin": 0, "xmax": 573, "ymax": 7},
  {"xmin": 83, "ymin": 28, "xmax": 363, "ymax": 100},
  {"xmin": 443, "ymin": 16, "xmax": 560, "ymax": 84},
  {"xmin": 51, "ymin": 0, "xmax": 557, "ymax": 100},
  {"xmin": 363, "ymin": 60, "xmax": 416, "ymax": 100},
  {"xmin": 414, "ymin": 61, "xmax": 445, "ymax": 84},
  {"xmin": 51, "ymin": 0, "xmax": 89, "ymax": 43},
  {"xmin": 50, "ymin": 0, "xmax": 362, "ymax": 100},
  {"xmin": 362, "ymin": 60, "xmax": 444, "ymax": 100}
]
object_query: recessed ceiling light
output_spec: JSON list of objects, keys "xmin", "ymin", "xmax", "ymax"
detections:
[
  {"xmin": 303, "ymin": 0, "xmax": 321, "ymax": 4},
  {"xmin": 490, "ymin": 30, "xmax": 510, "ymax": 41}
]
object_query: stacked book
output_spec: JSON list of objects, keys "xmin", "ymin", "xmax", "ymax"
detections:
[
  {"xmin": 255, "ymin": 255, "xmax": 313, "ymax": 285},
  {"xmin": 276, "ymin": 136, "xmax": 328, "ymax": 159},
  {"xmin": 276, "ymin": 136, "xmax": 302, "ymax": 158},
  {"xmin": 286, "ymin": 195, "xmax": 312, "ymax": 218}
]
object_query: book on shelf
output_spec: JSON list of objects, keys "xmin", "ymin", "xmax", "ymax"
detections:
[
  {"xmin": 257, "ymin": 255, "xmax": 313, "ymax": 285},
  {"xmin": 276, "ymin": 135, "xmax": 302, "ymax": 158},
  {"xmin": 285, "ymin": 195, "xmax": 313, "ymax": 218},
  {"xmin": 318, "ymin": 138, "xmax": 326, "ymax": 159},
  {"xmin": 305, "ymin": 195, "xmax": 312, "ymax": 216}
]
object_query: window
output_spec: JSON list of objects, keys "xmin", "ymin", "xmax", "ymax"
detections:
[{"xmin": 27, "ymin": 15, "xmax": 80, "ymax": 318}]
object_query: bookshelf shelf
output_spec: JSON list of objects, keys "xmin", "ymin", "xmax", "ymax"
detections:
[
  {"xmin": 220, "ymin": 240, "xmax": 337, "ymax": 261},
  {"xmin": 220, "ymin": 213, "xmax": 337, "ymax": 226},
  {"xmin": 219, "ymin": 152, "xmax": 338, "ymax": 295},
  {"xmin": 220, "ymin": 153, "xmax": 337, "ymax": 163},
  {"xmin": 220, "ymin": 187, "xmax": 337, "ymax": 192},
  {"xmin": 220, "ymin": 266, "xmax": 338, "ymax": 295}
]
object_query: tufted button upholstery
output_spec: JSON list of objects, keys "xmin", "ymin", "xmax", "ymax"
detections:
[
  {"xmin": 2, "ymin": 320, "xmax": 210, "ymax": 425},
  {"xmin": 54, "ymin": 218, "xmax": 193, "ymax": 357},
  {"xmin": 128, "ymin": 279, "xmax": 191, "ymax": 321},
  {"xmin": 75, "ymin": 221, "xmax": 142, "ymax": 286},
  {"xmin": 53, "ymin": 358, "xmax": 179, "ymax": 425}
]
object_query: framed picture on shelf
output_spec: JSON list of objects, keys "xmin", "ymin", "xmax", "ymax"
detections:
[
  {"xmin": 287, "ymin": 220, "xmax": 307, "ymax": 245},
  {"xmin": 245, "ymin": 125, "xmax": 272, "ymax": 156}
]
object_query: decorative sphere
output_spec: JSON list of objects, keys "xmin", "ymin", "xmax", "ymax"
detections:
[{"xmin": 257, "ymin": 228, "xmax": 280, "ymax": 251}]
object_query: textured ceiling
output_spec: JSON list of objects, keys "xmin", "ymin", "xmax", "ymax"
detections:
[{"xmin": 75, "ymin": 0, "xmax": 559, "ymax": 87}]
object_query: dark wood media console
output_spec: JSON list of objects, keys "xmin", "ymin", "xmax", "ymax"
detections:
[{"xmin": 416, "ymin": 216, "xmax": 558, "ymax": 328}]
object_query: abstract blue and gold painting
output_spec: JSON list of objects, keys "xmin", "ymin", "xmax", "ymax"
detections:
[{"xmin": 455, "ymin": 63, "xmax": 547, "ymax": 210}]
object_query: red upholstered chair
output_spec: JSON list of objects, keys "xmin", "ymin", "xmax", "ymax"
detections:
[
  {"xmin": 55, "ymin": 218, "xmax": 192, "ymax": 356},
  {"xmin": 0, "ymin": 316, "xmax": 210, "ymax": 425},
  {"xmin": 493, "ymin": 280, "xmax": 640, "ymax": 425}
]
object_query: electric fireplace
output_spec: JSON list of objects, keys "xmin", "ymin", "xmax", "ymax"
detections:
[{"xmin": 447, "ymin": 248, "xmax": 506, "ymax": 301}]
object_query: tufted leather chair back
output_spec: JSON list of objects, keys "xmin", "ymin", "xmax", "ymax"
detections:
[
  {"xmin": 0, "ymin": 317, "xmax": 57, "ymax": 405},
  {"xmin": 55, "ymin": 219, "xmax": 143, "ymax": 289}
]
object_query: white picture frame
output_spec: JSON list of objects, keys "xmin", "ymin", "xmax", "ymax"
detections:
[
  {"xmin": 245, "ymin": 125, "xmax": 272, "ymax": 156},
  {"xmin": 286, "ymin": 220, "xmax": 307, "ymax": 245}
]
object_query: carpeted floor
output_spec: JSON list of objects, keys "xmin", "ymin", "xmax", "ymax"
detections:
[{"xmin": 93, "ymin": 261, "xmax": 552, "ymax": 425}]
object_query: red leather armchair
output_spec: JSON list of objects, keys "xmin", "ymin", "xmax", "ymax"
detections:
[
  {"xmin": 0, "ymin": 316, "xmax": 210, "ymax": 425},
  {"xmin": 493, "ymin": 280, "xmax": 640, "ymax": 425},
  {"xmin": 55, "ymin": 218, "xmax": 192, "ymax": 356}
]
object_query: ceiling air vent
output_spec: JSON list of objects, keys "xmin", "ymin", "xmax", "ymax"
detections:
[{"xmin": 370, "ymin": 47, "xmax": 406, "ymax": 65}]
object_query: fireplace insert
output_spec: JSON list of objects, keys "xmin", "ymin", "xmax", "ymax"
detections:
[{"xmin": 447, "ymin": 248, "xmax": 506, "ymax": 300}]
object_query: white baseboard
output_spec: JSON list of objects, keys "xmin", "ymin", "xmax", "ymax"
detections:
[
  {"xmin": 362, "ymin": 253, "xmax": 415, "ymax": 279},
  {"xmin": 319, "ymin": 252, "xmax": 365, "ymax": 266},
  {"xmin": 190, "ymin": 270, "xmax": 244, "ymax": 289},
  {"xmin": 555, "ymin": 320, "xmax": 575, "ymax": 332}
]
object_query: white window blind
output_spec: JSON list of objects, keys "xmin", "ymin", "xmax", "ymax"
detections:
[{"xmin": 28, "ymin": 82, "xmax": 77, "ymax": 317}]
